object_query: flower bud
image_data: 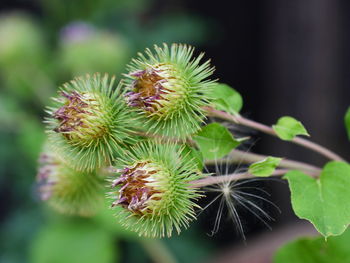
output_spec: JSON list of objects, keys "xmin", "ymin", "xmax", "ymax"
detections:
[
  {"xmin": 109, "ymin": 142, "xmax": 202, "ymax": 237},
  {"xmin": 36, "ymin": 151, "xmax": 105, "ymax": 216},
  {"xmin": 46, "ymin": 74, "xmax": 134, "ymax": 171},
  {"xmin": 124, "ymin": 43, "xmax": 215, "ymax": 138}
]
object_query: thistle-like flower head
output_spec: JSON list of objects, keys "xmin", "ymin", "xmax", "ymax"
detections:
[
  {"xmin": 109, "ymin": 141, "xmax": 202, "ymax": 237},
  {"xmin": 36, "ymin": 151, "xmax": 105, "ymax": 216},
  {"xmin": 46, "ymin": 74, "xmax": 135, "ymax": 171},
  {"xmin": 124, "ymin": 43, "xmax": 215, "ymax": 138}
]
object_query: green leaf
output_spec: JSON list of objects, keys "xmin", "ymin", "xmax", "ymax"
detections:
[
  {"xmin": 93, "ymin": 204, "xmax": 138, "ymax": 239},
  {"xmin": 210, "ymin": 83, "xmax": 243, "ymax": 114},
  {"xmin": 344, "ymin": 107, "xmax": 350, "ymax": 141},
  {"xmin": 273, "ymin": 116, "xmax": 309, "ymax": 141},
  {"xmin": 285, "ymin": 161, "xmax": 350, "ymax": 237},
  {"xmin": 182, "ymin": 145, "xmax": 204, "ymax": 170},
  {"xmin": 248, "ymin": 157, "xmax": 282, "ymax": 177},
  {"xmin": 30, "ymin": 220, "xmax": 117, "ymax": 263},
  {"xmin": 194, "ymin": 123, "xmax": 240, "ymax": 160},
  {"xmin": 274, "ymin": 228, "xmax": 350, "ymax": 263}
]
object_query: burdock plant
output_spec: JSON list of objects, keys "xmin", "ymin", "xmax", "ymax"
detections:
[
  {"xmin": 46, "ymin": 73, "xmax": 134, "ymax": 171},
  {"xmin": 37, "ymin": 42, "xmax": 350, "ymax": 251},
  {"xmin": 124, "ymin": 43, "xmax": 215, "ymax": 138},
  {"xmin": 36, "ymin": 150, "xmax": 105, "ymax": 216},
  {"xmin": 109, "ymin": 141, "xmax": 202, "ymax": 238}
]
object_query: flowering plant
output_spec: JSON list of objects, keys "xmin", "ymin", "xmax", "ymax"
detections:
[{"xmin": 37, "ymin": 43, "xmax": 350, "ymax": 252}]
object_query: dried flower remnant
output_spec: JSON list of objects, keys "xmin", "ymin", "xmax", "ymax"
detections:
[
  {"xmin": 199, "ymin": 160, "xmax": 280, "ymax": 239},
  {"xmin": 53, "ymin": 90, "xmax": 106, "ymax": 141},
  {"xmin": 126, "ymin": 65, "xmax": 180, "ymax": 115},
  {"xmin": 111, "ymin": 162, "xmax": 164, "ymax": 215},
  {"xmin": 124, "ymin": 43, "xmax": 215, "ymax": 138},
  {"xmin": 110, "ymin": 142, "xmax": 202, "ymax": 238}
]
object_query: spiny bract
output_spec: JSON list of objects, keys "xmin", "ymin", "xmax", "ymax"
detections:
[
  {"xmin": 36, "ymin": 151, "xmax": 105, "ymax": 216},
  {"xmin": 124, "ymin": 43, "xmax": 215, "ymax": 139},
  {"xmin": 45, "ymin": 73, "xmax": 135, "ymax": 171},
  {"xmin": 109, "ymin": 141, "xmax": 202, "ymax": 238}
]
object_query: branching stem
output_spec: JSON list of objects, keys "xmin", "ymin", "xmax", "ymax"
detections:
[
  {"xmin": 204, "ymin": 106, "xmax": 345, "ymax": 162},
  {"xmin": 190, "ymin": 168, "xmax": 315, "ymax": 188},
  {"xmin": 205, "ymin": 149, "xmax": 321, "ymax": 174}
]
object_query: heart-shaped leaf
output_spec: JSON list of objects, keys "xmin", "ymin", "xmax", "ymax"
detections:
[
  {"xmin": 273, "ymin": 116, "xmax": 309, "ymax": 141},
  {"xmin": 209, "ymin": 83, "xmax": 243, "ymax": 114},
  {"xmin": 285, "ymin": 161, "xmax": 350, "ymax": 237},
  {"xmin": 194, "ymin": 123, "xmax": 240, "ymax": 160},
  {"xmin": 274, "ymin": 227, "xmax": 350, "ymax": 263}
]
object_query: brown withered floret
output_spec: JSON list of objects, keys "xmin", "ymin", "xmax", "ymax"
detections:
[
  {"xmin": 125, "ymin": 67, "xmax": 174, "ymax": 113},
  {"xmin": 53, "ymin": 91, "xmax": 90, "ymax": 135},
  {"xmin": 111, "ymin": 162, "xmax": 163, "ymax": 215}
]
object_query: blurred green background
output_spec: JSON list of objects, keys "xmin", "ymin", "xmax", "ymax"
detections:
[
  {"xmin": 2, "ymin": 0, "xmax": 350, "ymax": 262},
  {"xmin": 0, "ymin": 1, "xmax": 216, "ymax": 262}
]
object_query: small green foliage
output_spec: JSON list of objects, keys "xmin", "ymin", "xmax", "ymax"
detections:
[
  {"xmin": 109, "ymin": 141, "xmax": 202, "ymax": 238},
  {"xmin": 344, "ymin": 107, "xmax": 350, "ymax": 140},
  {"xmin": 248, "ymin": 157, "xmax": 282, "ymax": 177},
  {"xmin": 274, "ymin": 228, "xmax": 350, "ymax": 263},
  {"xmin": 194, "ymin": 123, "xmax": 240, "ymax": 160},
  {"xmin": 273, "ymin": 116, "xmax": 309, "ymax": 141},
  {"xmin": 285, "ymin": 161, "xmax": 350, "ymax": 237},
  {"xmin": 33, "ymin": 41, "xmax": 349, "ymax": 245},
  {"xmin": 30, "ymin": 220, "xmax": 117, "ymax": 263},
  {"xmin": 210, "ymin": 83, "xmax": 243, "ymax": 114},
  {"xmin": 124, "ymin": 43, "xmax": 215, "ymax": 138}
]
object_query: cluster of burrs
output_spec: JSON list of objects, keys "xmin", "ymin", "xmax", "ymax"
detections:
[{"xmin": 37, "ymin": 43, "xmax": 214, "ymax": 237}]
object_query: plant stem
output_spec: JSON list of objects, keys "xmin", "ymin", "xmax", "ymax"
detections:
[
  {"xmin": 191, "ymin": 169, "xmax": 296, "ymax": 188},
  {"xmin": 139, "ymin": 239, "xmax": 177, "ymax": 263},
  {"xmin": 204, "ymin": 106, "xmax": 345, "ymax": 162},
  {"xmin": 204, "ymin": 149, "xmax": 321, "ymax": 174}
]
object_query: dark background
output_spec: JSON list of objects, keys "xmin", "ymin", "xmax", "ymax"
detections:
[{"xmin": 0, "ymin": 0, "xmax": 349, "ymax": 262}]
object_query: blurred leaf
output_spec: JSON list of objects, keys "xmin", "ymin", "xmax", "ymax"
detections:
[
  {"xmin": 248, "ymin": 157, "xmax": 282, "ymax": 177},
  {"xmin": 194, "ymin": 123, "xmax": 240, "ymax": 160},
  {"xmin": 93, "ymin": 204, "xmax": 137, "ymax": 239},
  {"xmin": 274, "ymin": 228, "xmax": 350, "ymax": 263},
  {"xmin": 164, "ymin": 226, "xmax": 214, "ymax": 263},
  {"xmin": 30, "ymin": 219, "xmax": 117, "ymax": 263},
  {"xmin": 210, "ymin": 83, "xmax": 243, "ymax": 114},
  {"xmin": 285, "ymin": 161, "xmax": 350, "ymax": 237},
  {"xmin": 273, "ymin": 116, "xmax": 309, "ymax": 141},
  {"xmin": 344, "ymin": 107, "xmax": 350, "ymax": 141}
]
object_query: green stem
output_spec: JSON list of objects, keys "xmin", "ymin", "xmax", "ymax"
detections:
[
  {"xmin": 204, "ymin": 149, "xmax": 321, "ymax": 174},
  {"xmin": 133, "ymin": 126, "xmax": 322, "ymax": 175},
  {"xmin": 191, "ymin": 168, "xmax": 300, "ymax": 188},
  {"xmin": 204, "ymin": 106, "xmax": 345, "ymax": 162},
  {"xmin": 139, "ymin": 239, "xmax": 177, "ymax": 263}
]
